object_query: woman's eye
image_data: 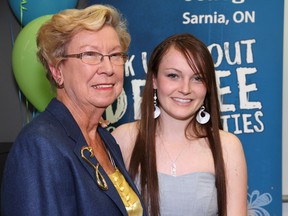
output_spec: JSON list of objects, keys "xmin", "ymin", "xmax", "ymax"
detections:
[
  {"xmin": 193, "ymin": 75, "xmax": 203, "ymax": 82},
  {"xmin": 83, "ymin": 52, "xmax": 96, "ymax": 57},
  {"xmin": 167, "ymin": 73, "xmax": 178, "ymax": 79}
]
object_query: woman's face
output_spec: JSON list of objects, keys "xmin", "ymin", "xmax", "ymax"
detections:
[
  {"xmin": 58, "ymin": 25, "xmax": 124, "ymax": 110},
  {"xmin": 153, "ymin": 46, "xmax": 207, "ymax": 121}
]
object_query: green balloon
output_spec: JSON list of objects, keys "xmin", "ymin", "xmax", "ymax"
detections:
[{"xmin": 12, "ymin": 15, "xmax": 55, "ymax": 112}]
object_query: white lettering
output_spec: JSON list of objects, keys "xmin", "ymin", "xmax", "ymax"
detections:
[
  {"xmin": 233, "ymin": 11, "xmax": 255, "ymax": 23},
  {"xmin": 237, "ymin": 67, "xmax": 262, "ymax": 109},
  {"xmin": 125, "ymin": 55, "xmax": 136, "ymax": 77},
  {"xmin": 105, "ymin": 90, "xmax": 127, "ymax": 123},
  {"xmin": 182, "ymin": 11, "xmax": 226, "ymax": 24},
  {"xmin": 208, "ymin": 39, "xmax": 256, "ymax": 67},
  {"xmin": 131, "ymin": 79, "xmax": 146, "ymax": 120},
  {"xmin": 254, "ymin": 111, "xmax": 264, "ymax": 132},
  {"xmin": 216, "ymin": 70, "xmax": 236, "ymax": 112}
]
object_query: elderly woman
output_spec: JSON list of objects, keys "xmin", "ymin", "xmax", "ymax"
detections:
[{"xmin": 1, "ymin": 4, "xmax": 145, "ymax": 216}]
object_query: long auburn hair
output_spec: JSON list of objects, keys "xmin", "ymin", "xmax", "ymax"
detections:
[{"xmin": 129, "ymin": 33, "xmax": 227, "ymax": 216}]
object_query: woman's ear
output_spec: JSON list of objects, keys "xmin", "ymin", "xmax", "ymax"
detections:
[
  {"xmin": 49, "ymin": 64, "xmax": 63, "ymax": 86},
  {"xmin": 152, "ymin": 75, "xmax": 157, "ymax": 89}
]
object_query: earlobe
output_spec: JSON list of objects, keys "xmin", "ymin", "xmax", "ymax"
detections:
[
  {"xmin": 152, "ymin": 76, "xmax": 157, "ymax": 89},
  {"xmin": 49, "ymin": 64, "xmax": 63, "ymax": 87},
  {"xmin": 49, "ymin": 64, "xmax": 60, "ymax": 80}
]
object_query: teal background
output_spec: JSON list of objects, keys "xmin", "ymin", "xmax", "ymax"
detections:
[{"xmin": 92, "ymin": 0, "xmax": 284, "ymax": 214}]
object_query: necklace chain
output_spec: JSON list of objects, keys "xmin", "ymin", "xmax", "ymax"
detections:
[
  {"xmin": 96, "ymin": 132, "xmax": 116, "ymax": 168},
  {"xmin": 160, "ymin": 139, "xmax": 188, "ymax": 177},
  {"xmin": 106, "ymin": 147, "xmax": 116, "ymax": 168}
]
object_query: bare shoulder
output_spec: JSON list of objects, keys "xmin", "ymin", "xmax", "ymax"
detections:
[
  {"xmin": 219, "ymin": 130, "xmax": 244, "ymax": 154},
  {"xmin": 219, "ymin": 130, "xmax": 248, "ymax": 215},
  {"xmin": 218, "ymin": 130, "xmax": 247, "ymax": 183},
  {"xmin": 112, "ymin": 121, "xmax": 139, "ymax": 145},
  {"xmin": 112, "ymin": 121, "xmax": 139, "ymax": 166}
]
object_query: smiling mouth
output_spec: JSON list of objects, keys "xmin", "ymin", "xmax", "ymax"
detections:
[
  {"xmin": 173, "ymin": 97, "xmax": 192, "ymax": 103},
  {"xmin": 92, "ymin": 84, "xmax": 114, "ymax": 89}
]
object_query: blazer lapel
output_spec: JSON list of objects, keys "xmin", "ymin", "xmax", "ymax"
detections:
[
  {"xmin": 99, "ymin": 128, "xmax": 147, "ymax": 216},
  {"xmin": 46, "ymin": 99, "xmax": 132, "ymax": 215},
  {"xmin": 104, "ymin": 137, "xmax": 141, "ymax": 196},
  {"xmin": 73, "ymin": 135, "xmax": 128, "ymax": 216}
]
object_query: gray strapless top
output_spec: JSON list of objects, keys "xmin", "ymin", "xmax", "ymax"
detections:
[
  {"xmin": 158, "ymin": 172, "xmax": 218, "ymax": 216},
  {"xmin": 135, "ymin": 172, "xmax": 218, "ymax": 215}
]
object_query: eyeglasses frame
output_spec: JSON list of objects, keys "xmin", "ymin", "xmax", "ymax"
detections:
[{"xmin": 62, "ymin": 51, "xmax": 128, "ymax": 66}]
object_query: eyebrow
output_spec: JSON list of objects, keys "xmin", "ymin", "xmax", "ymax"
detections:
[
  {"xmin": 164, "ymin": 68, "xmax": 182, "ymax": 73},
  {"xmin": 78, "ymin": 44, "xmax": 122, "ymax": 52},
  {"xmin": 164, "ymin": 67, "xmax": 198, "ymax": 76}
]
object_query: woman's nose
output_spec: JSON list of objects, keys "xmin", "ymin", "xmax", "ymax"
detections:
[
  {"xmin": 98, "ymin": 56, "xmax": 114, "ymax": 76},
  {"xmin": 179, "ymin": 80, "xmax": 191, "ymax": 94}
]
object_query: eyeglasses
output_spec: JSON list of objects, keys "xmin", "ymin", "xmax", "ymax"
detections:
[{"xmin": 63, "ymin": 51, "xmax": 128, "ymax": 66}]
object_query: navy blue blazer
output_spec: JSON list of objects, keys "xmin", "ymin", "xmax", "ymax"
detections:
[{"xmin": 1, "ymin": 99, "xmax": 146, "ymax": 216}]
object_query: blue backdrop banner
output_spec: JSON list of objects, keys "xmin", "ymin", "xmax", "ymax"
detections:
[{"xmin": 90, "ymin": 0, "xmax": 284, "ymax": 214}]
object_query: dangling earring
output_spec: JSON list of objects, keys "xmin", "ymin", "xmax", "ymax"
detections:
[
  {"xmin": 154, "ymin": 90, "xmax": 161, "ymax": 118},
  {"xmin": 196, "ymin": 106, "xmax": 210, "ymax": 124}
]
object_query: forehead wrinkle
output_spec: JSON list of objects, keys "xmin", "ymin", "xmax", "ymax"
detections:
[{"xmin": 70, "ymin": 44, "xmax": 122, "ymax": 54}]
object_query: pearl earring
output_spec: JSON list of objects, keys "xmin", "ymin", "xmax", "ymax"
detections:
[{"xmin": 56, "ymin": 77, "xmax": 63, "ymax": 88}]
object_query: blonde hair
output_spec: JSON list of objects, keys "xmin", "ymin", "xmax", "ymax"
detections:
[{"xmin": 36, "ymin": 4, "xmax": 131, "ymax": 86}]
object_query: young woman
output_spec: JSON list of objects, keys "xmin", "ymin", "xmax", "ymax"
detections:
[{"xmin": 112, "ymin": 33, "xmax": 247, "ymax": 216}]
